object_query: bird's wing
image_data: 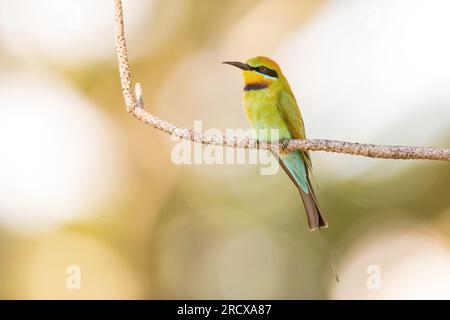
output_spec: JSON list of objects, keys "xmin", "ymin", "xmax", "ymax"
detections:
[
  {"xmin": 276, "ymin": 91, "xmax": 325, "ymax": 231},
  {"xmin": 277, "ymin": 91, "xmax": 313, "ymax": 172}
]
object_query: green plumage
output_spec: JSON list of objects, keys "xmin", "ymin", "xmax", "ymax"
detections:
[{"xmin": 240, "ymin": 56, "xmax": 327, "ymax": 230}]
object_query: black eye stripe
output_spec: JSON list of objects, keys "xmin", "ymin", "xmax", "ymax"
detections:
[{"xmin": 252, "ymin": 66, "xmax": 278, "ymax": 78}]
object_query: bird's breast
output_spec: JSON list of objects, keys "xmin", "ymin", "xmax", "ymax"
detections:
[{"xmin": 243, "ymin": 90, "xmax": 291, "ymax": 141}]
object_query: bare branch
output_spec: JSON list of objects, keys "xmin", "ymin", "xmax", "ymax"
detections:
[{"xmin": 113, "ymin": 0, "xmax": 450, "ymax": 162}]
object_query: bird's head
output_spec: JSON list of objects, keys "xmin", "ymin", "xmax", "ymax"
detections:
[{"xmin": 223, "ymin": 56, "xmax": 283, "ymax": 91}]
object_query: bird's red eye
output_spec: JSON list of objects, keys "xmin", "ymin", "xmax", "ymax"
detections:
[{"xmin": 259, "ymin": 66, "xmax": 267, "ymax": 72}]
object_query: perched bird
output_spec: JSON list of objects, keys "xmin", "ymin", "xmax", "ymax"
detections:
[
  {"xmin": 224, "ymin": 56, "xmax": 337, "ymax": 280},
  {"xmin": 224, "ymin": 56, "xmax": 326, "ymax": 230}
]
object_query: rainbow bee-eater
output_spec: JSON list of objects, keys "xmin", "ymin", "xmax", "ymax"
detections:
[
  {"xmin": 224, "ymin": 57, "xmax": 337, "ymax": 279},
  {"xmin": 224, "ymin": 56, "xmax": 326, "ymax": 231}
]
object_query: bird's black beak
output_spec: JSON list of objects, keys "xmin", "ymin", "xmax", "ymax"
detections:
[{"xmin": 222, "ymin": 61, "xmax": 251, "ymax": 70}]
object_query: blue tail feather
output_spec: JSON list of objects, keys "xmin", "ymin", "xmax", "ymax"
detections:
[{"xmin": 279, "ymin": 151, "xmax": 309, "ymax": 193}]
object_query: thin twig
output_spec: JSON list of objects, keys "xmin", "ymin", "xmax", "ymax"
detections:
[{"xmin": 113, "ymin": 0, "xmax": 450, "ymax": 162}]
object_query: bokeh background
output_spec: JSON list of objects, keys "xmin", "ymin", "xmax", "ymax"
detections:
[{"xmin": 0, "ymin": 0, "xmax": 449, "ymax": 299}]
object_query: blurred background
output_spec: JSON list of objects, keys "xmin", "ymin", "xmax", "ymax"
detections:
[{"xmin": 0, "ymin": 0, "xmax": 449, "ymax": 299}]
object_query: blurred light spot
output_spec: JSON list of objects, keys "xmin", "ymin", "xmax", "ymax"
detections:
[
  {"xmin": 0, "ymin": 71, "xmax": 128, "ymax": 234},
  {"xmin": 0, "ymin": 0, "xmax": 153, "ymax": 66},
  {"xmin": 22, "ymin": 232, "xmax": 141, "ymax": 299},
  {"xmin": 331, "ymin": 226, "xmax": 450, "ymax": 299},
  {"xmin": 278, "ymin": 0, "xmax": 450, "ymax": 178}
]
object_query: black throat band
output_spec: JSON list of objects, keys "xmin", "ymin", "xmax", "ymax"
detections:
[{"xmin": 244, "ymin": 83, "xmax": 268, "ymax": 91}]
